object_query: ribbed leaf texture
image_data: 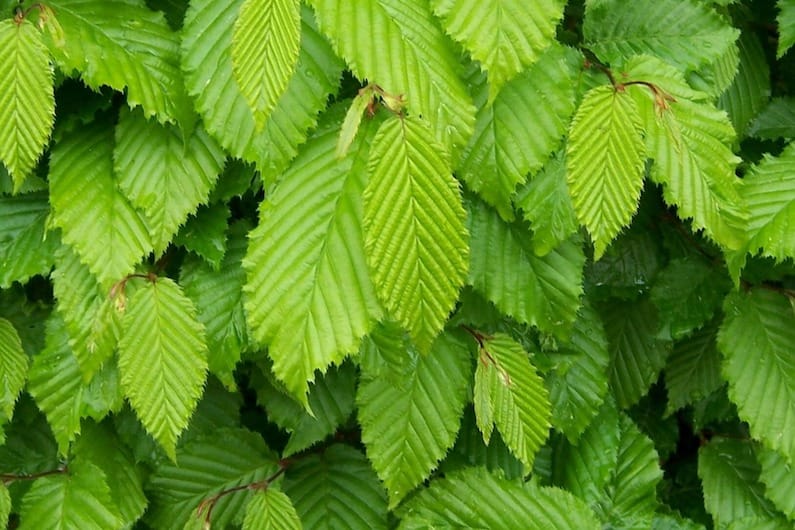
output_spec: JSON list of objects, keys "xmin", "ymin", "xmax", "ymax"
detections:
[
  {"xmin": 0, "ymin": 318, "xmax": 27, "ymax": 425},
  {"xmin": 778, "ymin": 0, "xmax": 795, "ymax": 58},
  {"xmin": 114, "ymin": 107, "xmax": 225, "ymax": 255},
  {"xmin": 175, "ymin": 202, "xmax": 231, "ymax": 269},
  {"xmin": 232, "ymin": 0, "xmax": 301, "ymax": 131},
  {"xmin": 474, "ymin": 333, "xmax": 551, "ymax": 470},
  {"xmin": 758, "ymin": 447, "xmax": 795, "ymax": 520},
  {"xmin": 0, "ymin": 483, "xmax": 8, "ymax": 530},
  {"xmin": 308, "ymin": 0, "xmax": 475, "ymax": 153},
  {"xmin": 664, "ymin": 322, "xmax": 724, "ymax": 414},
  {"xmin": 748, "ymin": 97, "xmax": 795, "ymax": 139},
  {"xmin": 283, "ymin": 444, "xmax": 388, "ymax": 529},
  {"xmin": 457, "ymin": 44, "xmax": 580, "ymax": 220},
  {"xmin": 244, "ymin": 106, "xmax": 382, "ymax": 401},
  {"xmin": 397, "ymin": 467, "xmax": 601, "ymax": 529},
  {"xmin": 363, "ymin": 116, "xmax": 468, "ymax": 351},
  {"xmin": 567, "ymin": 85, "xmax": 646, "ymax": 258},
  {"xmin": 698, "ymin": 438, "xmax": 780, "ymax": 528},
  {"xmin": 181, "ymin": 1, "xmax": 343, "ymax": 180},
  {"xmin": 18, "ymin": 458, "xmax": 124, "ymax": 529},
  {"xmin": 741, "ymin": 142, "xmax": 795, "ymax": 262},
  {"xmin": 431, "ymin": 0, "xmax": 566, "ymax": 99},
  {"xmin": 718, "ymin": 289, "xmax": 795, "ymax": 463},
  {"xmin": 147, "ymin": 428, "xmax": 279, "ymax": 529},
  {"xmin": 117, "ymin": 277, "xmax": 208, "ymax": 459},
  {"xmin": 687, "ymin": 35, "xmax": 740, "ymax": 98},
  {"xmin": 0, "ymin": 19, "xmax": 54, "ymax": 190},
  {"xmin": 0, "ymin": 192, "xmax": 57, "ymax": 288},
  {"xmin": 468, "ymin": 199, "xmax": 584, "ymax": 339},
  {"xmin": 48, "ymin": 121, "xmax": 151, "ymax": 287},
  {"xmin": 718, "ymin": 33, "xmax": 770, "ymax": 138},
  {"xmin": 584, "ymin": 0, "xmax": 738, "ymax": 72},
  {"xmin": 357, "ymin": 325, "xmax": 470, "ymax": 508},
  {"xmin": 45, "ymin": 0, "xmax": 191, "ymax": 126},
  {"xmin": 243, "ymin": 488, "xmax": 302, "ymax": 530}
]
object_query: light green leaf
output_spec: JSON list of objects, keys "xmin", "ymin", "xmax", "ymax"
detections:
[
  {"xmin": 431, "ymin": 0, "xmax": 566, "ymax": 99},
  {"xmin": 584, "ymin": 0, "xmax": 739, "ymax": 72},
  {"xmin": 49, "ymin": 121, "xmax": 151, "ymax": 287},
  {"xmin": 698, "ymin": 438, "xmax": 779, "ymax": 528},
  {"xmin": 468, "ymin": 199, "xmax": 584, "ymax": 339},
  {"xmin": 174, "ymin": 202, "xmax": 231, "ymax": 270},
  {"xmin": 665, "ymin": 322, "xmax": 724, "ymax": 414},
  {"xmin": 363, "ymin": 116, "xmax": 468, "ymax": 351},
  {"xmin": 0, "ymin": 317, "xmax": 27, "ymax": 426},
  {"xmin": 244, "ymin": 106, "xmax": 382, "ymax": 401},
  {"xmin": 117, "ymin": 277, "xmax": 208, "ymax": 460},
  {"xmin": 457, "ymin": 44, "xmax": 580, "ymax": 220},
  {"xmin": 232, "ymin": 0, "xmax": 301, "ymax": 131},
  {"xmin": 283, "ymin": 444, "xmax": 387, "ymax": 529},
  {"xmin": 778, "ymin": 0, "xmax": 795, "ymax": 57},
  {"xmin": 181, "ymin": 1, "xmax": 343, "ymax": 180},
  {"xmin": 748, "ymin": 98, "xmax": 795, "ymax": 139},
  {"xmin": 147, "ymin": 428, "xmax": 279, "ymax": 529},
  {"xmin": 687, "ymin": 37, "xmax": 739, "ymax": 98},
  {"xmin": 718, "ymin": 289, "xmax": 795, "ymax": 463},
  {"xmin": 476, "ymin": 333, "xmax": 551, "ymax": 470},
  {"xmin": 0, "ymin": 19, "xmax": 54, "ymax": 191},
  {"xmin": 725, "ymin": 518, "xmax": 793, "ymax": 530},
  {"xmin": 114, "ymin": 107, "xmax": 225, "ymax": 255},
  {"xmin": 473, "ymin": 350, "xmax": 496, "ymax": 444},
  {"xmin": 243, "ymin": 488, "xmax": 302, "ymax": 530},
  {"xmin": 0, "ymin": 192, "xmax": 57, "ymax": 288},
  {"xmin": 742, "ymin": 142, "xmax": 795, "ymax": 262},
  {"xmin": 357, "ymin": 325, "xmax": 470, "ymax": 508},
  {"xmin": 18, "ymin": 458, "xmax": 124, "ymax": 530},
  {"xmin": 758, "ymin": 447, "xmax": 795, "ymax": 520},
  {"xmin": 397, "ymin": 467, "xmax": 600, "ymax": 529},
  {"xmin": 718, "ymin": 32, "xmax": 770, "ymax": 138},
  {"xmin": 308, "ymin": 0, "xmax": 475, "ymax": 154},
  {"xmin": 0, "ymin": 483, "xmax": 8, "ymax": 530},
  {"xmin": 337, "ymin": 89, "xmax": 374, "ymax": 158}
]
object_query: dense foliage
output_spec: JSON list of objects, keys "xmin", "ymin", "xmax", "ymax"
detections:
[{"xmin": 0, "ymin": 0, "xmax": 794, "ymax": 528}]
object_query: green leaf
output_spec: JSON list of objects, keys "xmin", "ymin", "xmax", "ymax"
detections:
[
  {"xmin": 0, "ymin": 483, "xmax": 9, "ymax": 530},
  {"xmin": 778, "ymin": 0, "xmax": 795, "ymax": 58},
  {"xmin": 0, "ymin": 19, "xmax": 54, "ymax": 190},
  {"xmin": 117, "ymin": 277, "xmax": 208, "ymax": 460},
  {"xmin": 718, "ymin": 289, "xmax": 795, "ymax": 463},
  {"xmin": 758, "ymin": 447, "xmax": 795, "ymax": 520},
  {"xmin": 337, "ymin": 89, "xmax": 375, "ymax": 158},
  {"xmin": 114, "ymin": 107, "xmax": 225, "ymax": 255},
  {"xmin": 232, "ymin": 0, "xmax": 301, "ymax": 131},
  {"xmin": 457, "ymin": 44, "xmax": 580, "ymax": 220},
  {"xmin": 0, "ymin": 192, "xmax": 57, "ymax": 288},
  {"xmin": 431, "ymin": 0, "xmax": 566, "ymax": 99},
  {"xmin": 741, "ymin": 142, "xmax": 795, "ymax": 263},
  {"xmin": 243, "ymin": 488, "xmax": 302, "ymax": 530},
  {"xmin": 0, "ymin": 317, "xmax": 26, "ymax": 428},
  {"xmin": 567, "ymin": 85, "xmax": 646, "ymax": 258},
  {"xmin": 147, "ymin": 428, "xmax": 279, "ymax": 529},
  {"xmin": 174, "ymin": 201, "xmax": 231, "ymax": 270},
  {"xmin": 468, "ymin": 199, "xmax": 584, "ymax": 339},
  {"xmin": 363, "ymin": 116, "xmax": 468, "ymax": 351},
  {"xmin": 48, "ymin": 120, "xmax": 151, "ymax": 287},
  {"xmin": 308, "ymin": 0, "xmax": 475, "ymax": 154},
  {"xmin": 18, "ymin": 458, "xmax": 124, "ymax": 530},
  {"xmin": 687, "ymin": 37, "xmax": 739, "ymax": 98},
  {"xmin": 665, "ymin": 322, "xmax": 724, "ymax": 414},
  {"xmin": 584, "ymin": 0, "xmax": 739, "ymax": 72},
  {"xmin": 601, "ymin": 298, "xmax": 671, "ymax": 409},
  {"xmin": 748, "ymin": 98, "xmax": 795, "ymax": 139},
  {"xmin": 397, "ymin": 467, "xmax": 601, "ymax": 529},
  {"xmin": 283, "ymin": 444, "xmax": 387, "ymax": 529},
  {"xmin": 475, "ymin": 333, "xmax": 551, "ymax": 470},
  {"xmin": 244, "ymin": 106, "xmax": 382, "ymax": 400},
  {"xmin": 718, "ymin": 32, "xmax": 770, "ymax": 138},
  {"xmin": 357, "ymin": 325, "xmax": 470, "ymax": 508},
  {"xmin": 698, "ymin": 438, "xmax": 779, "ymax": 528},
  {"xmin": 181, "ymin": 1, "xmax": 343, "ymax": 180}
]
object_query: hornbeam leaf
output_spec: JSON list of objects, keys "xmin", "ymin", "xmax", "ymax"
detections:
[
  {"xmin": 232, "ymin": 0, "xmax": 301, "ymax": 131},
  {"xmin": 718, "ymin": 32, "xmax": 770, "ymax": 138},
  {"xmin": 758, "ymin": 447, "xmax": 795, "ymax": 520},
  {"xmin": 357, "ymin": 325, "xmax": 470, "ymax": 508},
  {"xmin": 778, "ymin": 0, "xmax": 795, "ymax": 58},
  {"xmin": 664, "ymin": 322, "xmax": 724, "ymax": 415},
  {"xmin": 0, "ymin": 483, "xmax": 8, "ymax": 530},
  {"xmin": 308, "ymin": 0, "xmax": 476, "ymax": 154},
  {"xmin": 244, "ymin": 106, "xmax": 382, "ymax": 401},
  {"xmin": 567, "ymin": 85, "xmax": 646, "ymax": 259},
  {"xmin": 114, "ymin": 107, "xmax": 225, "ymax": 255},
  {"xmin": 0, "ymin": 19, "xmax": 54, "ymax": 191},
  {"xmin": 718, "ymin": 289, "xmax": 795, "ymax": 463},
  {"xmin": 363, "ymin": 116, "xmax": 468, "ymax": 351},
  {"xmin": 243, "ymin": 489, "xmax": 301, "ymax": 530},
  {"xmin": 431, "ymin": 0, "xmax": 566, "ymax": 99},
  {"xmin": 748, "ymin": 98, "xmax": 795, "ymax": 139},
  {"xmin": 0, "ymin": 192, "xmax": 58, "ymax": 288},
  {"xmin": 475, "ymin": 333, "xmax": 552, "ymax": 470},
  {"xmin": 0, "ymin": 318, "xmax": 27, "ymax": 425},
  {"xmin": 117, "ymin": 277, "xmax": 209, "ymax": 460},
  {"xmin": 49, "ymin": 121, "xmax": 152, "ymax": 288},
  {"xmin": 181, "ymin": 1, "xmax": 343, "ymax": 181}
]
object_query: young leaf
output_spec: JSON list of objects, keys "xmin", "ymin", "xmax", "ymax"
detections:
[
  {"xmin": 0, "ymin": 19, "xmax": 54, "ymax": 191},
  {"xmin": 0, "ymin": 318, "xmax": 27, "ymax": 427},
  {"xmin": 0, "ymin": 192, "xmax": 57, "ymax": 288},
  {"xmin": 431, "ymin": 0, "xmax": 566, "ymax": 100},
  {"xmin": 336, "ymin": 89, "xmax": 374, "ymax": 158},
  {"xmin": 357, "ymin": 325, "xmax": 470, "ymax": 508},
  {"xmin": 363, "ymin": 116, "xmax": 468, "ymax": 351},
  {"xmin": 243, "ymin": 488, "xmax": 302, "ymax": 530},
  {"xmin": 117, "ymin": 277, "xmax": 209, "ymax": 460},
  {"xmin": 718, "ymin": 289, "xmax": 795, "ymax": 463},
  {"xmin": 475, "ymin": 333, "xmax": 552, "ymax": 470},
  {"xmin": 244, "ymin": 106, "xmax": 382, "ymax": 401},
  {"xmin": 114, "ymin": 107, "xmax": 225, "ymax": 255},
  {"xmin": 567, "ymin": 85, "xmax": 646, "ymax": 258},
  {"xmin": 777, "ymin": 0, "xmax": 795, "ymax": 58}
]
